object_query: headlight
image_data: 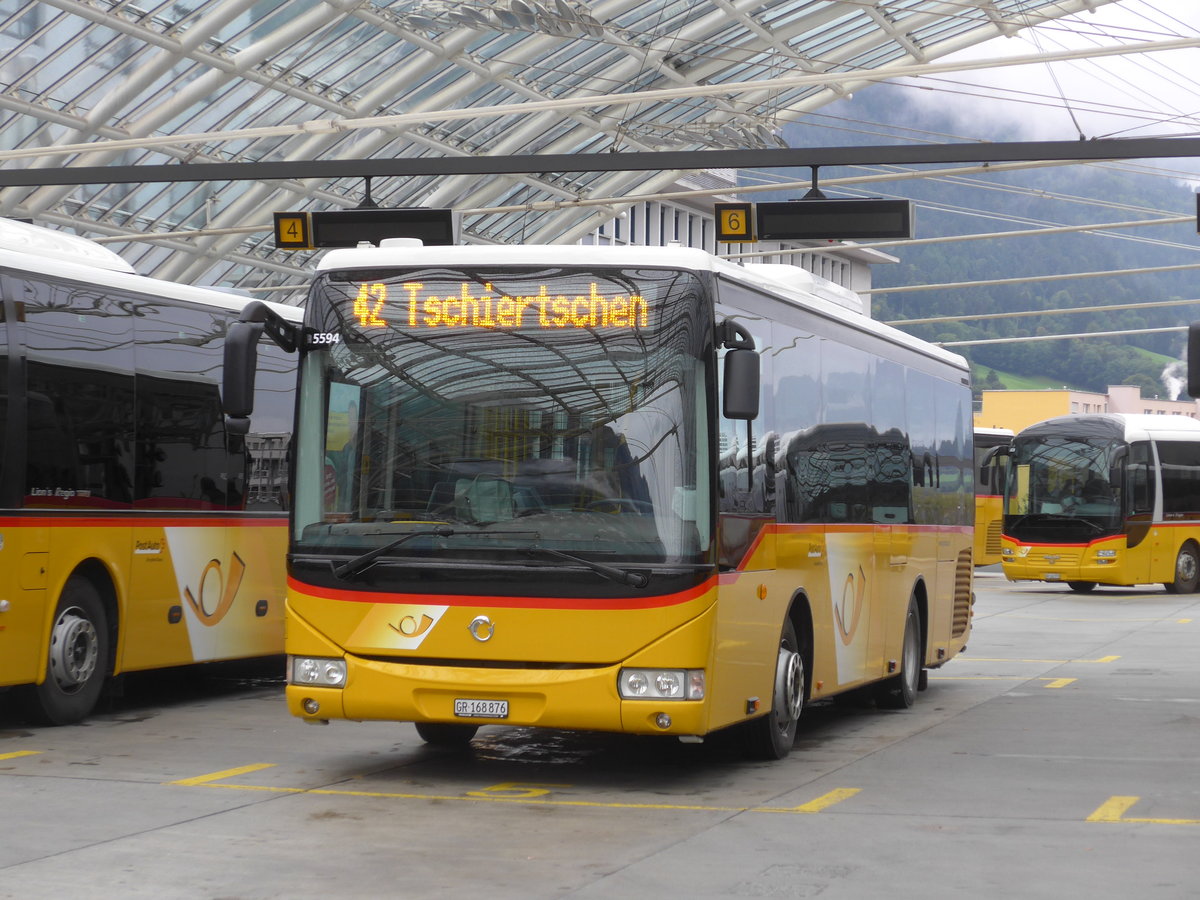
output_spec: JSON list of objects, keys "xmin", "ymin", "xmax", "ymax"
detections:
[
  {"xmin": 290, "ymin": 656, "xmax": 347, "ymax": 687},
  {"xmin": 1096, "ymin": 549, "xmax": 1117, "ymax": 558},
  {"xmin": 618, "ymin": 668, "xmax": 704, "ymax": 700}
]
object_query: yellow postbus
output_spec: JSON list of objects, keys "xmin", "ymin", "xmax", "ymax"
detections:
[
  {"xmin": 228, "ymin": 243, "xmax": 973, "ymax": 759},
  {"xmin": 973, "ymin": 427, "xmax": 1012, "ymax": 566},
  {"xmin": 0, "ymin": 218, "xmax": 298, "ymax": 724},
  {"xmin": 1001, "ymin": 413, "xmax": 1200, "ymax": 593}
]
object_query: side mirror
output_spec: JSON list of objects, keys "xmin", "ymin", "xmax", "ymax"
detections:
[
  {"xmin": 723, "ymin": 349, "xmax": 760, "ymax": 420},
  {"xmin": 223, "ymin": 318, "xmax": 264, "ymax": 434},
  {"xmin": 222, "ymin": 300, "xmax": 301, "ymax": 435},
  {"xmin": 719, "ymin": 318, "xmax": 759, "ymax": 420}
]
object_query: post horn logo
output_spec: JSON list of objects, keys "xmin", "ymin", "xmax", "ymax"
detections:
[
  {"xmin": 183, "ymin": 552, "xmax": 245, "ymax": 627},
  {"xmin": 835, "ymin": 566, "xmax": 866, "ymax": 646},
  {"xmin": 390, "ymin": 614, "xmax": 435, "ymax": 638}
]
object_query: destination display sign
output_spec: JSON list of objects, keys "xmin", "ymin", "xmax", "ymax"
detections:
[{"xmin": 349, "ymin": 281, "xmax": 650, "ymax": 330}]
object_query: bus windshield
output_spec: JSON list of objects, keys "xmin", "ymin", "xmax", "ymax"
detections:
[
  {"xmin": 1004, "ymin": 434, "xmax": 1123, "ymax": 542},
  {"xmin": 293, "ymin": 265, "xmax": 712, "ymax": 570}
]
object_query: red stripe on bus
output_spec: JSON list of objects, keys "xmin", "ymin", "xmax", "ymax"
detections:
[
  {"xmin": 0, "ymin": 515, "xmax": 287, "ymax": 528},
  {"xmin": 288, "ymin": 575, "xmax": 717, "ymax": 610}
]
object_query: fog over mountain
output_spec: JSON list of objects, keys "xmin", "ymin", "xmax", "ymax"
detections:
[{"xmin": 769, "ymin": 84, "xmax": 1200, "ymax": 398}]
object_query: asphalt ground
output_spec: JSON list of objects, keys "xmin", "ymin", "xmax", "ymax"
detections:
[{"xmin": 0, "ymin": 568, "xmax": 1196, "ymax": 899}]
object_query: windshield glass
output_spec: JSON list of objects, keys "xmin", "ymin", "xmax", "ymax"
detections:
[
  {"xmin": 1004, "ymin": 434, "xmax": 1123, "ymax": 542},
  {"xmin": 293, "ymin": 265, "xmax": 711, "ymax": 568}
]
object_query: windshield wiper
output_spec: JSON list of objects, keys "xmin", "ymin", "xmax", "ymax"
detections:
[
  {"xmin": 333, "ymin": 526, "xmax": 539, "ymax": 580},
  {"xmin": 333, "ymin": 528, "xmax": 649, "ymax": 587},
  {"xmin": 333, "ymin": 526, "xmax": 455, "ymax": 580},
  {"xmin": 524, "ymin": 547, "xmax": 650, "ymax": 588}
]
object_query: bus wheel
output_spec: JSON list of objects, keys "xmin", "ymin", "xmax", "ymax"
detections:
[
  {"xmin": 742, "ymin": 618, "xmax": 804, "ymax": 760},
  {"xmin": 1067, "ymin": 581, "xmax": 1097, "ymax": 593},
  {"xmin": 415, "ymin": 722, "xmax": 479, "ymax": 747},
  {"xmin": 26, "ymin": 580, "xmax": 109, "ymax": 725},
  {"xmin": 877, "ymin": 596, "xmax": 921, "ymax": 710},
  {"xmin": 1165, "ymin": 543, "xmax": 1200, "ymax": 594}
]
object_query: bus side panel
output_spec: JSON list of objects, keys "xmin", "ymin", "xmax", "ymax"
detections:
[
  {"xmin": 0, "ymin": 521, "xmax": 50, "ymax": 687},
  {"xmin": 121, "ymin": 519, "xmax": 287, "ymax": 672},
  {"xmin": 819, "ymin": 526, "xmax": 878, "ymax": 691},
  {"xmin": 709, "ymin": 530, "xmax": 783, "ymax": 733}
]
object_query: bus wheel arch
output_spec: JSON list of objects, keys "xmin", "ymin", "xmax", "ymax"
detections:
[
  {"xmin": 787, "ymin": 592, "xmax": 814, "ymax": 703},
  {"xmin": 741, "ymin": 593, "xmax": 812, "ymax": 761},
  {"xmin": 24, "ymin": 563, "xmax": 117, "ymax": 725},
  {"xmin": 1164, "ymin": 541, "xmax": 1200, "ymax": 594},
  {"xmin": 877, "ymin": 586, "xmax": 925, "ymax": 710}
]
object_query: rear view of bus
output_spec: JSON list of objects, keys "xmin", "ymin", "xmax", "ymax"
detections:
[
  {"xmin": 973, "ymin": 427, "xmax": 1012, "ymax": 567},
  {"xmin": 1001, "ymin": 413, "xmax": 1200, "ymax": 593}
]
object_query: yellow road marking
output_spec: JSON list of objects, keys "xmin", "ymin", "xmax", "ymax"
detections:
[
  {"xmin": 1179, "ymin": 618, "xmax": 1192, "ymax": 624},
  {"xmin": 965, "ymin": 655, "xmax": 1118, "ymax": 664},
  {"xmin": 790, "ymin": 788, "xmax": 861, "ymax": 813},
  {"xmin": 168, "ymin": 763, "xmax": 276, "ymax": 786},
  {"xmin": 0, "ymin": 750, "xmax": 40, "ymax": 761},
  {"xmin": 1088, "ymin": 795, "xmax": 1200, "ymax": 826},
  {"xmin": 1042, "ymin": 678, "xmax": 1077, "ymax": 689},
  {"xmin": 930, "ymin": 676, "xmax": 1078, "ymax": 684},
  {"xmin": 171, "ymin": 767, "xmax": 859, "ymax": 815}
]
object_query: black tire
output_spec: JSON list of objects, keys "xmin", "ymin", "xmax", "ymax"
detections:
[
  {"xmin": 877, "ymin": 596, "xmax": 921, "ymax": 710},
  {"xmin": 1067, "ymin": 581, "xmax": 1097, "ymax": 594},
  {"xmin": 742, "ymin": 617, "xmax": 804, "ymax": 761},
  {"xmin": 1164, "ymin": 543, "xmax": 1200, "ymax": 594},
  {"xmin": 25, "ymin": 579, "xmax": 109, "ymax": 725},
  {"xmin": 415, "ymin": 721, "xmax": 479, "ymax": 746}
]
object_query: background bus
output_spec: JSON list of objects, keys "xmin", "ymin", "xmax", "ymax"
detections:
[
  {"xmin": 229, "ymin": 242, "xmax": 974, "ymax": 760},
  {"xmin": 973, "ymin": 427, "xmax": 1013, "ymax": 566},
  {"xmin": 0, "ymin": 218, "xmax": 297, "ymax": 724},
  {"xmin": 1000, "ymin": 413, "xmax": 1200, "ymax": 593}
]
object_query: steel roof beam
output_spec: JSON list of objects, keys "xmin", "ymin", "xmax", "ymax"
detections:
[{"xmin": 6, "ymin": 137, "xmax": 1200, "ymax": 188}]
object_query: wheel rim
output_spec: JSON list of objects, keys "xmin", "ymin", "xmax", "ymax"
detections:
[
  {"xmin": 48, "ymin": 606, "xmax": 99, "ymax": 693},
  {"xmin": 774, "ymin": 644, "xmax": 804, "ymax": 733},
  {"xmin": 1178, "ymin": 550, "xmax": 1197, "ymax": 586}
]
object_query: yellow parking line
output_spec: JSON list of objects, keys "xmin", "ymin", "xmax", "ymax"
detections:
[
  {"xmin": 1042, "ymin": 678, "xmax": 1077, "ymax": 688},
  {"xmin": 172, "ymin": 767, "xmax": 860, "ymax": 816},
  {"xmin": 964, "ymin": 655, "xmax": 1118, "ymax": 664},
  {"xmin": 929, "ymin": 676, "xmax": 1077, "ymax": 684},
  {"xmin": 790, "ymin": 788, "xmax": 861, "ymax": 813},
  {"xmin": 168, "ymin": 763, "xmax": 276, "ymax": 786},
  {"xmin": 0, "ymin": 750, "xmax": 40, "ymax": 762},
  {"xmin": 1088, "ymin": 795, "xmax": 1200, "ymax": 825}
]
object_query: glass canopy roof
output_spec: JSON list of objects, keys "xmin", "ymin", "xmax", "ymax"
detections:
[{"xmin": 0, "ymin": 0, "xmax": 1113, "ymax": 298}]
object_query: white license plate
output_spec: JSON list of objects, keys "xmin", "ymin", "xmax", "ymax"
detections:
[
  {"xmin": 454, "ymin": 698, "xmax": 509, "ymax": 719},
  {"xmin": 1045, "ymin": 573, "xmax": 1061, "ymax": 581}
]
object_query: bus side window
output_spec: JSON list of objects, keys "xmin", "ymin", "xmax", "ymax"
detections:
[{"xmin": 1128, "ymin": 441, "xmax": 1152, "ymax": 514}]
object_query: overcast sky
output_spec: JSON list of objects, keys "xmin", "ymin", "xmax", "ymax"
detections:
[{"xmin": 898, "ymin": 0, "xmax": 1200, "ymax": 143}]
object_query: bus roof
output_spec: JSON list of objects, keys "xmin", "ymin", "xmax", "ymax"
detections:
[
  {"xmin": 1020, "ymin": 413, "xmax": 1200, "ymax": 444},
  {"xmin": 0, "ymin": 216, "xmax": 135, "ymax": 273},
  {"xmin": 315, "ymin": 241, "xmax": 968, "ymax": 373},
  {"xmin": 0, "ymin": 218, "xmax": 300, "ymax": 322}
]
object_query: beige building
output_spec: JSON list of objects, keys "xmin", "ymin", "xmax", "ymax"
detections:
[{"xmin": 975, "ymin": 385, "xmax": 1200, "ymax": 434}]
